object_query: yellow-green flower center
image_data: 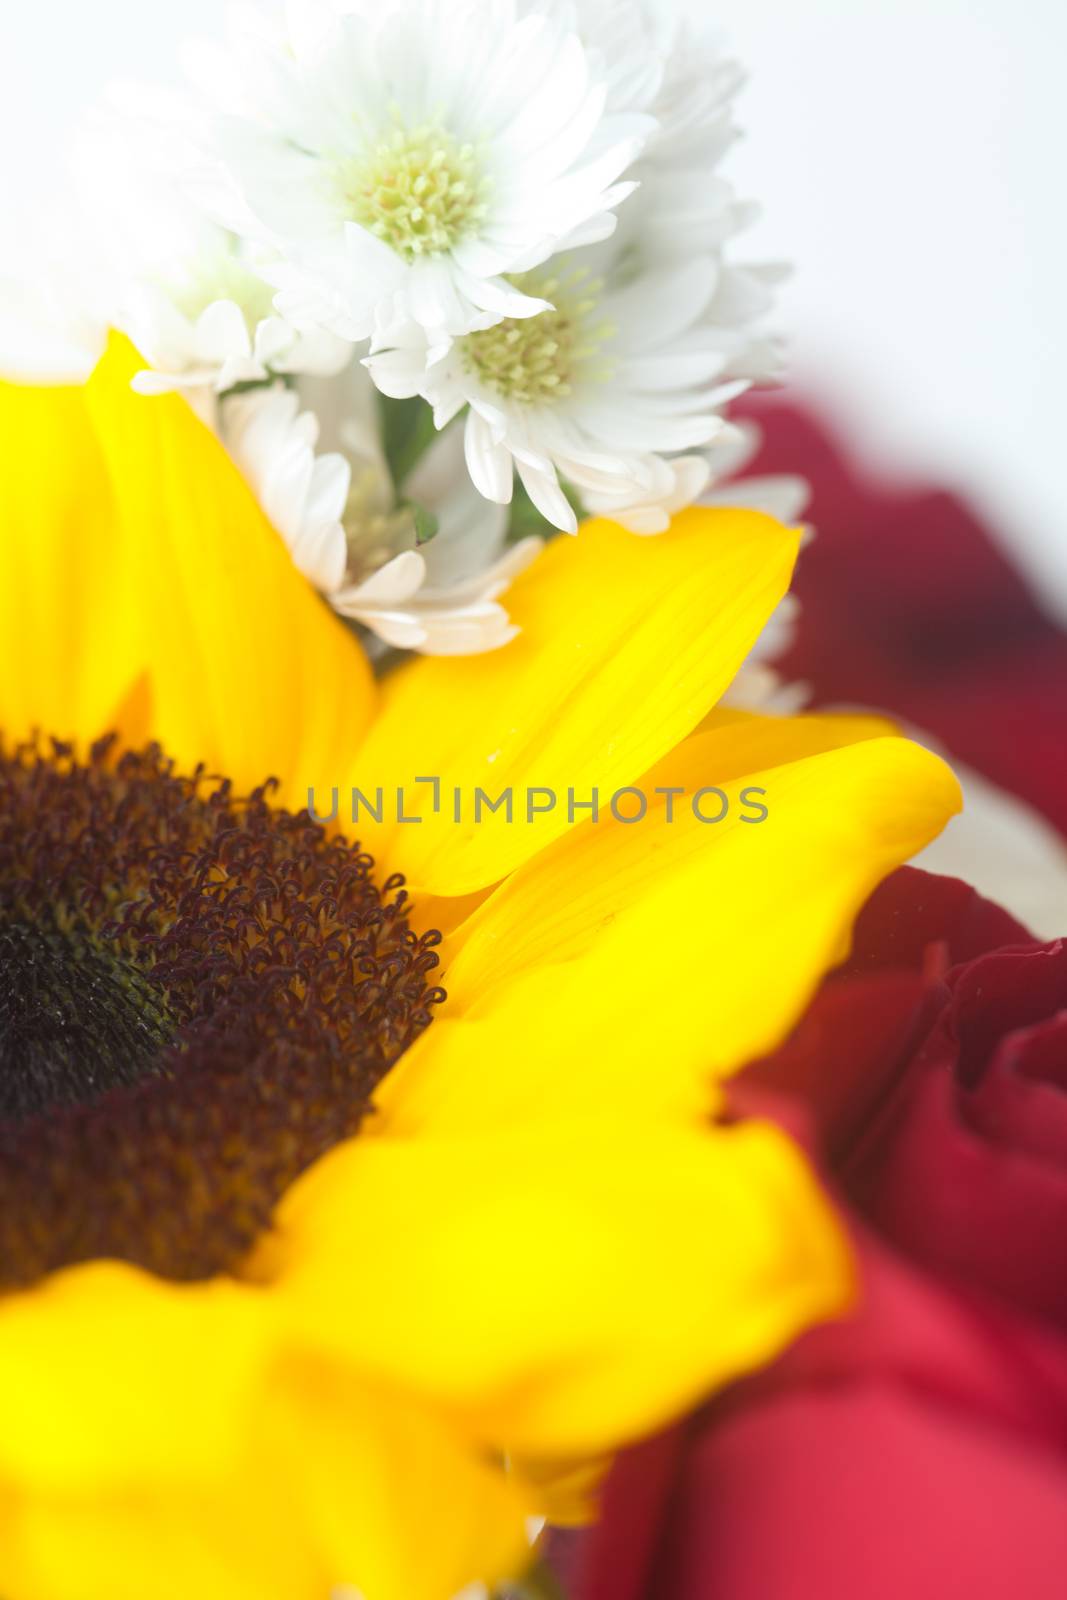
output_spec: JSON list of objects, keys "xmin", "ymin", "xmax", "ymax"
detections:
[
  {"xmin": 462, "ymin": 269, "xmax": 616, "ymax": 405},
  {"xmin": 166, "ymin": 242, "xmax": 277, "ymax": 330},
  {"xmin": 337, "ymin": 121, "xmax": 491, "ymax": 259},
  {"xmin": 343, "ymin": 466, "xmax": 420, "ymax": 576}
]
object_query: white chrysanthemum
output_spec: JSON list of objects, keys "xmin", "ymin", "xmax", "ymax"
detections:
[
  {"xmin": 220, "ymin": 362, "xmax": 541, "ymax": 655},
  {"xmin": 366, "ymin": 0, "xmax": 782, "ymax": 535},
  {"xmin": 520, "ymin": 0, "xmax": 753, "ymax": 253},
  {"xmin": 368, "ymin": 214, "xmax": 780, "ymax": 534},
  {"xmin": 190, "ymin": 0, "xmax": 652, "ymax": 348},
  {"xmin": 122, "ymin": 233, "xmax": 350, "ymax": 400},
  {"xmin": 522, "ymin": 1, "xmax": 727, "ymax": 120},
  {"xmin": 75, "ymin": 108, "xmax": 350, "ymax": 398}
]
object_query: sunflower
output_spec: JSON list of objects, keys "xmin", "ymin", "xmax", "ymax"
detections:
[{"xmin": 0, "ymin": 337, "xmax": 960, "ymax": 1600}]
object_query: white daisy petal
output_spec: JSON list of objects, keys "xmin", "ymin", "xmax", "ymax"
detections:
[
  {"xmin": 336, "ymin": 550, "xmax": 427, "ymax": 608},
  {"xmin": 465, "ymin": 411, "xmax": 515, "ymax": 505},
  {"xmin": 194, "ymin": 299, "xmax": 254, "ymax": 364},
  {"xmin": 704, "ymin": 474, "xmax": 812, "ymax": 526},
  {"xmin": 516, "ymin": 457, "xmax": 578, "ymax": 535}
]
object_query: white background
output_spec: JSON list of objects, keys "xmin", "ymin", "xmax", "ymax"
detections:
[{"xmin": 5, "ymin": 0, "xmax": 1067, "ymax": 612}]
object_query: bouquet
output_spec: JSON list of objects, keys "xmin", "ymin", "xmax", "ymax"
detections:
[{"xmin": 0, "ymin": 3, "xmax": 1059, "ymax": 1598}]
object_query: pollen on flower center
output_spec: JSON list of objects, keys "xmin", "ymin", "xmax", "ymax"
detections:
[
  {"xmin": 336, "ymin": 119, "xmax": 491, "ymax": 260},
  {"xmin": 0, "ymin": 737, "xmax": 445, "ymax": 1288},
  {"xmin": 462, "ymin": 268, "xmax": 616, "ymax": 404}
]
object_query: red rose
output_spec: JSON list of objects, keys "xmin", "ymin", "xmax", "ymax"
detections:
[
  {"xmin": 564, "ymin": 868, "xmax": 1067, "ymax": 1600},
  {"xmin": 736, "ymin": 398, "xmax": 1067, "ymax": 835}
]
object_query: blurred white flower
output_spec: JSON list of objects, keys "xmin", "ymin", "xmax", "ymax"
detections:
[
  {"xmin": 699, "ymin": 419, "xmax": 810, "ymax": 526},
  {"xmin": 75, "ymin": 108, "xmax": 350, "ymax": 398},
  {"xmin": 720, "ymin": 595, "xmax": 809, "ymax": 715},
  {"xmin": 191, "ymin": 0, "xmax": 651, "ymax": 349},
  {"xmin": 220, "ymin": 362, "xmax": 541, "ymax": 655},
  {"xmin": 518, "ymin": 2, "xmax": 764, "ymax": 270},
  {"xmin": 703, "ymin": 421, "xmax": 812, "ymax": 713},
  {"xmin": 0, "ymin": 262, "xmax": 106, "ymax": 385},
  {"xmin": 915, "ymin": 759, "xmax": 1067, "ymax": 941},
  {"xmin": 123, "ymin": 237, "xmax": 349, "ymax": 400}
]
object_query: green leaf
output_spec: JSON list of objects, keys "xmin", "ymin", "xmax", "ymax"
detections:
[
  {"xmin": 408, "ymin": 502, "xmax": 440, "ymax": 545},
  {"xmin": 218, "ymin": 374, "xmax": 294, "ymax": 401},
  {"xmin": 494, "ymin": 1558, "xmax": 569, "ymax": 1600},
  {"xmin": 377, "ymin": 392, "xmax": 439, "ymax": 485}
]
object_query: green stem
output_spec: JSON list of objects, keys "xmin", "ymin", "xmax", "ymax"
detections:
[{"xmin": 496, "ymin": 1558, "xmax": 569, "ymax": 1600}]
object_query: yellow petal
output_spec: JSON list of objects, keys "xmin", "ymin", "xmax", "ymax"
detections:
[
  {"xmin": 0, "ymin": 1264, "xmax": 272, "ymax": 1494},
  {"xmin": 440, "ymin": 709, "xmax": 897, "ymax": 1008},
  {"xmin": 374, "ymin": 723, "xmax": 960, "ymax": 1135},
  {"xmin": 686, "ymin": 704, "xmax": 899, "ymax": 772},
  {"xmin": 83, "ymin": 336, "xmax": 376, "ymax": 805},
  {"xmin": 0, "ymin": 1483, "xmax": 326, "ymax": 1600},
  {"xmin": 262, "ymin": 1358, "xmax": 529, "ymax": 1600},
  {"xmin": 0, "ymin": 1277, "xmax": 528, "ymax": 1600},
  {"xmin": 0, "ymin": 1377, "xmax": 528, "ymax": 1600},
  {"xmin": 554, "ymin": 734, "xmax": 961, "ymax": 1080},
  {"xmin": 350, "ymin": 508, "xmax": 799, "ymax": 895},
  {"xmin": 262, "ymin": 1116, "xmax": 852, "ymax": 1459},
  {"xmin": 515, "ymin": 1453, "xmax": 609, "ymax": 1527},
  {"xmin": 0, "ymin": 380, "xmax": 142, "ymax": 745}
]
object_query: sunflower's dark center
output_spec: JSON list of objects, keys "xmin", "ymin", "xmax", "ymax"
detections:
[
  {"xmin": 0, "ymin": 920, "xmax": 175, "ymax": 1119},
  {"xmin": 0, "ymin": 737, "xmax": 444, "ymax": 1289}
]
